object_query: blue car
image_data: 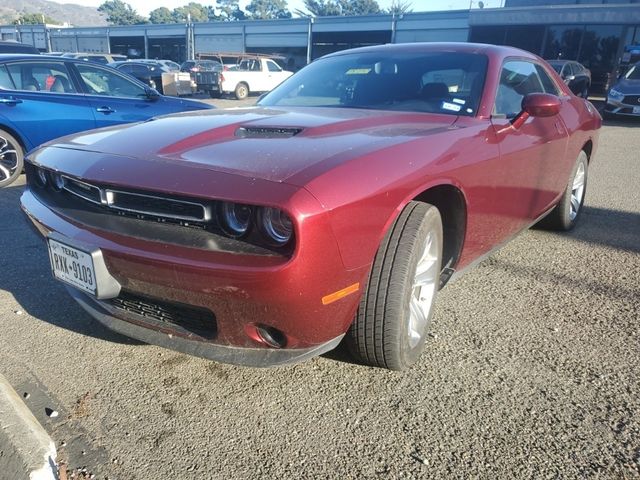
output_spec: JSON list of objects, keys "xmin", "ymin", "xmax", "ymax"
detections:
[{"xmin": 0, "ymin": 54, "xmax": 212, "ymax": 187}]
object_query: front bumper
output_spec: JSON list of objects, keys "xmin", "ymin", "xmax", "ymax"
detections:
[
  {"xmin": 69, "ymin": 287, "xmax": 344, "ymax": 367},
  {"xmin": 21, "ymin": 185, "xmax": 366, "ymax": 367},
  {"xmin": 604, "ymin": 99, "xmax": 640, "ymax": 116}
]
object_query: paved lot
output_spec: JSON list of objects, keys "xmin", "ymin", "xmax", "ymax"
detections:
[{"xmin": 0, "ymin": 108, "xmax": 638, "ymax": 479}]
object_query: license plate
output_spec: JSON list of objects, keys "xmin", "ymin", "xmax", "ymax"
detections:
[
  {"xmin": 48, "ymin": 239, "xmax": 97, "ymax": 296},
  {"xmin": 633, "ymin": 106, "xmax": 640, "ymax": 114}
]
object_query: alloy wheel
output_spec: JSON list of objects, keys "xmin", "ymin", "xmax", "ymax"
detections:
[
  {"xmin": 0, "ymin": 136, "xmax": 19, "ymax": 184},
  {"xmin": 569, "ymin": 161, "xmax": 586, "ymax": 220}
]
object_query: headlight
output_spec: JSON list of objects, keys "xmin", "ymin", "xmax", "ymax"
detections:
[
  {"xmin": 219, "ymin": 202, "xmax": 252, "ymax": 237},
  {"xmin": 50, "ymin": 172, "xmax": 66, "ymax": 191},
  {"xmin": 258, "ymin": 207, "xmax": 293, "ymax": 246},
  {"xmin": 35, "ymin": 167, "xmax": 48, "ymax": 187}
]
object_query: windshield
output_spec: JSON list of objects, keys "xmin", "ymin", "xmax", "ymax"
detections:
[
  {"xmin": 625, "ymin": 65, "xmax": 640, "ymax": 80},
  {"xmin": 259, "ymin": 51, "xmax": 488, "ymax": 116}
]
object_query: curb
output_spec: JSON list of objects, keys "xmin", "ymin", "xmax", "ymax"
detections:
[{"xmin": 0, "ymin": 373, "xmax": 58, "ymax": 480}]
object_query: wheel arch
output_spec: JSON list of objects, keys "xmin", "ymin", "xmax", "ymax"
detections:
[
  {"xmin": 0, "ymin": 122, "xmax": 29, "ymax": 153},
  {"xmin": 582, "ymin": 139, "xmax": 593, "ymax": 162},
  {"xmin": 412, "ymin": 184, "xmax": 467, "ymax": 273}
]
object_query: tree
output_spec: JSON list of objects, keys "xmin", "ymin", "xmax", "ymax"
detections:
[
  {"xmin": 98, "ymin": 0, "xmax": 148, "ymax": 25},
  {"xmin": 172, "ymin": 2, "xmax": 210, "ymax": 22},
  {"xmin": 340, "ymin": 0, "xmax": 380, "ymax": 15},
  {"xmin": 246, "ymin": 0, "xmax": 292, "ymax": 19},
  {"xmin": 215, "ymin": 0, "xmax": 247, "ymax": 21},
  {"xmin": 386, "ymin": 0, "xmax": 412, "ymax": 15},
  {"xmin": 298, "ymin": 0, "xmax": 341, "ymax": 17},
  {"xmin": 149, "ymin": 7, "xmax": 175, "ymax": 24},
  {"xmin": 297, "ymin": 0, "xmax": 380, "ymax": 17},
  {"xmin": 14, "ymin": 13, "xmax": 61, "ymax": 24}
]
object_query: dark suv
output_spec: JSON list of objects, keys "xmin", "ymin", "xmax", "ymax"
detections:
[
  {"xmin": 0, "ymin": 41, "xmax": 39, "ymax": 54},
  {"xmin": 547, "ymin": 60, "xmax": 591, "ymax": 98}
]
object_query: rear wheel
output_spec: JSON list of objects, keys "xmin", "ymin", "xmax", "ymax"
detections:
[
  {"xmin": 537, "ymin": 151, "xmax": 588, "ymax": 231},
  {"xmin": 234, "ymin": 82, "xmax": 249, "ymax": 100},
  {"xmin": 347, "ymin": 201, "xmax": 443, "ymax": 370},
  {"xmin": 0, "ymin": 129, "xmax": 23, "ymax": 188}
]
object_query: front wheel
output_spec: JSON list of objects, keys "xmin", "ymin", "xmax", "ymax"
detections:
[
  {"xmin": 0, "ymin": 129, "xmax": 24, "ymax": 188},
  {"xmin": 347, "ymin": 201, "xmax": 443, "ymax": 370},
  {"xmin": 537, "ymin": 151, "xmax": 588, "ymax": 231}
]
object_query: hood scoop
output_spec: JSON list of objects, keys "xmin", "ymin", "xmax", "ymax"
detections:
[{"xmin": 235, "ymin": 126, "xmax": 303, "ymax": 139}]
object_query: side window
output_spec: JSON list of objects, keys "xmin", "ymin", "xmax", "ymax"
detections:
[
  {"xmin": 131, "ymin": 65, "xmax": 150, "ymax": 77},
  {"xmin": 535, "ymin": 64, "xmax": 560, "ymax": 95},
  {"xmin": 0, "ymin": 65, "xmax": 15, "ymax": 89},
  {"xmin": 76, "ymin": 63, "xmax": 146, "ymax": 98},
  {"xmin": 118, "ymin": 64, "xmax": 134, "ymax": 74},
  {"xmin": 6, "ymin": 62, "xmax": 76, "ymax": 93},
  {"xmin": 267, "ymin": 60, "xmax": 282, "ymax": 72},
  {"xmin": 494, "ymin": 60, "xmax": 544, "ymax": 117}
]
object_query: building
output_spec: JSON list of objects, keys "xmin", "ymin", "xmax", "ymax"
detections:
[{"xmin": 2, "ymin": 1, "xmax": 639, "ymax": 89}]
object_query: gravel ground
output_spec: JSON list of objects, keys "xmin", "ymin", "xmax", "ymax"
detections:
[{"xmin": 0, "ymin": 108, "xmax": 638, "ymax": 480}]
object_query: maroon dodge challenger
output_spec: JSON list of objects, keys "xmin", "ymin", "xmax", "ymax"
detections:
[{"xmin": 21, "ymin": 43, "xmax": 601, "ymax": 370}]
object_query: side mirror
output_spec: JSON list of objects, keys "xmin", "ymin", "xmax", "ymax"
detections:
[
  {"xmin": 144, "ymin": 86, "xmax": 160, "ymax": 100},
  {"xmin": 512, "ymin": 93, "xmax": 561, "ymax": 129}
]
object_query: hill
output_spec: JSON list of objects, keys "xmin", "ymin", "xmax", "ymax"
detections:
[{"xmin": 0, "ymin": 0, "xmax": 107, "ymax": 26}]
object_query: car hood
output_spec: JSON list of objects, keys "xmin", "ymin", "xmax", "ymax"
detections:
[
  {"xmin": 611, "ymin": 78, "xmax": 640, "ymax": 94},
  {"xmin": 44, "ymin": 107, "xmax": 456, "ymax": 185}
]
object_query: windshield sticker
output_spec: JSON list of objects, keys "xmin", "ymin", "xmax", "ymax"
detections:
[
  {"xmin": 346, "ymin": 68, "xmax": 372, "ymax": 75},
  {"xmin": 442, "ymin": 102, "xmax": 462, "ymax": 112},
  {"xmin": 452, "ymin": 98, "xmax": 466, "ymax": 105}
]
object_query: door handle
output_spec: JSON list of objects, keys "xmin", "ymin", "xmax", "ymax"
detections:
[
  {"xmin": 0, "ymin": 97, "xmax": 23, "ymax": 106},
  {"xmin": 96, "ymin": 106, "xmax": 115, "ymax": 114}
]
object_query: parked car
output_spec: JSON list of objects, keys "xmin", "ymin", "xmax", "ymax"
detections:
[
  {"xmin": 180, "ymin": 60, "xmax": 223, "ymax": 96},
  {"xmin": 138, "ymin": 59, "xmax": 180, "ymax": 72},
  {"xmin": 61, "ymin": 53, "xmax": 127, "ymax": 64},
  {"xmin": 0, "ymin": 41, "xmax": 40, "ymax": 54},
  {"xmin": 110, "ymin": 60, "xmax": 176, "ymax": 94},
  {"xmin": 216, "ymin": 54, "xmax": 293, "ymax": 99},
  {"xmin": 547, "ymin": 60, "xmax": 591, "ymax": 98},
  {"xmin": 20, "ymin": 43, "xmax": 601, "ymax": 370},
  {"xmin": 0, "ymin": 54, "xmax": 212, "ymax": 187},
  {"xmin": 604, "ymin": 61, "xmax": 640, "ymax": 118}
]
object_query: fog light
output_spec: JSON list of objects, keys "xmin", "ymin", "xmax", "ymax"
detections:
[{"xmin": 245, "ymin": 324, "xmax": 287, "ymax": 349}]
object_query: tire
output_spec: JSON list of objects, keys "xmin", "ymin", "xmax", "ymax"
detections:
[
  {"xmin": 537, "ymin": 151, "xmax": 588, "ymax": 231},
  {"xmin": 347, "ymin": 201, "xmax": 443, "ymax": 370},
  {"xmin": 0, "ymin": 129, "xmax": 24, "ymax": 188},
  {"xmin": 234, "ymin": 82, "xmax": 249, "ymax": 100}
]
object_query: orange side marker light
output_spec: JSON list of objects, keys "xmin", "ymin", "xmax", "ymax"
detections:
[{"xmin": 321, "ymin": 283, "xmax": 360, "ymax": 306}]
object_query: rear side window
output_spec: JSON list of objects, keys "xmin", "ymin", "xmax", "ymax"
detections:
[
  {"xmin": 494, "ymin": 60, "xmax": 545, "ymax": 117},
  {"xmin": 6, "ymin": 62, "xmax": 76, "ymax": 93},
  {"xmin": 535, "ymin": 64, "xmax": 560, "ymax": 95},
  {"xmin": 0, "ymin": 65, "xmax": 14, "ymax": 89}
]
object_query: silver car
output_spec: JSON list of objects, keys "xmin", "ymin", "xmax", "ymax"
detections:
[{"xmin": 604, "ymin": 62, "xmax": 640, "ymax": 117}]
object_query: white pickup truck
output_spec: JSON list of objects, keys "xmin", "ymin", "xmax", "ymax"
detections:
[{"xmin": 218, "ymin": 57, "xmax": 293, "ymax": 100}]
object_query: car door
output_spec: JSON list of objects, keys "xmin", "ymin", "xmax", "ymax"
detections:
[
  {"xmin": 265, "ymin": 59, "xmax": 289, "ymax": 91},
  {"xmin": 72, "ymin": 62, "xmax": 163, "ymax": 128},
  {"xmin": 490, "ymin": 59, "xmax": 569, "ymax": 230},
  {"xmin": 0, "ymin": 60, "xmax": 95, "ymax": 150}
]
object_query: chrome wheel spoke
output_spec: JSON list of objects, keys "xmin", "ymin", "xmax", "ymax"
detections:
[
  {"xmin": 414, "ymin": 259, "xmax": 439, "ymax": 287},
  {"xmin": 0, "ymin": 163, "xmax": 11, "ymax": 181}
]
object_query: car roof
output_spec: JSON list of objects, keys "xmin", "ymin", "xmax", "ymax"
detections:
[
  {"xmin": 0, "ymin": 54, "xmax": 74, "ymax": 61},
  {"xmin": 324, "ymin": 42, "xmax": 541, "ymax": 62}
]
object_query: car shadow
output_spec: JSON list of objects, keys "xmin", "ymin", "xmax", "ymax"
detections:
[
  {"xmin": 571, "ymin": 206, "xmax": 640, "ymax": 254},
  {"xmin": 0, "ymin": 182, "xmax": 142, "ymax": 345}
]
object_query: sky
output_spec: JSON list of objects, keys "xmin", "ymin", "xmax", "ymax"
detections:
[{"xmin": 58, "ymin": 0, "xmax": 503, "ymax": 18}]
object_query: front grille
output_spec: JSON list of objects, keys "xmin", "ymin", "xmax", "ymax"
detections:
[
  {"xmin": 64, "ymin": 178, "xmax": 102, "ymax": 204},
  {"xmin": 61, "ymin": 177, "xmax": 210, "ymax": 225},
  {"xmin": 622, "ymin": 95, "xmax": 640, "ymax": 105},
  {"xmin": 109, "ymin": 292, "xmax": 217, "ymax": 340},
  {"xmin": 107, "ymin": 190, "xmax": 207, "ymax": 222}
]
